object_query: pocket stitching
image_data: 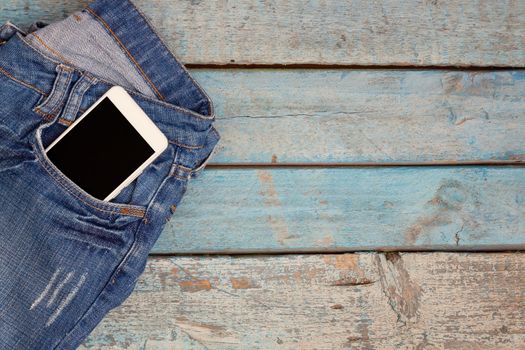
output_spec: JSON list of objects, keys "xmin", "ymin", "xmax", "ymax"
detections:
[
  {"xmin": 37, "ymin": 158, "xmax": 143, "ymax": 217},
  {"xmin": 33, "ymin": 126, "xmax": 146, "ymax": 218}
]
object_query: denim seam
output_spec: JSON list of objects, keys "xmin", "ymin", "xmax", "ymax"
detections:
[
  {"xmin": 30, "ymin": 32, "xmax": 74, "ymax": 66},
  {"xmin": 34, "ymin": 65, "xmax": 74, "ymax": 118},
  {"xmin": 34, "ymin": 101, "xmax": 66, "ymax": 120},
  {"xmin": 60, "ymin": 74, "xmax": 99, "ymax": 123},
  {"xmin": 17, "ymin": 33, "xmax": 215, "ymax": 122},
  {"xmin": 84, "ymin": 6, "xmax": 165, "ymax": 101},
  {"xmin": 171, "ymin": 163, "xmax": 192, "ymax": 181},
  {"xmin": 168, "ymin": 140, "xmax": 204, "ymax": 150},
  {"xmin": 127, "ymin": 90, "xmax": 216, "ymax": 120},
  {"xmin": 36, "ymin": 65, "xmax": 73, "ymax": 113},
  {"xmin": 57, "ymin": 117, "xmax": 73, "ymax": 126},
  {"xmin": 17, "ymin": 34, "xmax": 215, "ymax": 123},
  {"xmin": 172, "ymin": 174, "xmax": 190, "ymax": 181},
  {"xmin": 18, "ymin": 33, "xmax": 70, "ymax": 66},
  {"xmin": 0, "ymin": 66, "xmax": 46, "ymax": 95},
  {"xmin": 178, "ymin": 165, "xmax": 193, "ymax": 172},
  {"xmin": 34, "ymin": 108, "xmax": 58, "ymax": 122}
]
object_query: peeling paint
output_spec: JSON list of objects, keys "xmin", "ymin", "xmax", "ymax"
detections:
[
  {"xmin": 230, "ymin": 277, "xmax": 259, "ymax": 289},
  {"xmin": 179, "ymin": 280, "xmax": 212, "ymax": 292},
  {"xmin": 257, "ymin": 170, "xmax": 292, "ymax": 245},
  {"xmin": 175, "ymin": 318, "xmax": 240, "ymax": 345},
  {"xmin": 323, "ymin": 254, "xmax": 359, "ymax": 270},
  {"xmin": 405, "ymin": 180, "xmax": 468, "ymax": 244},
  {"xmin": 375, "ymin": 253, "xmax": 422, "ymax": 325}
]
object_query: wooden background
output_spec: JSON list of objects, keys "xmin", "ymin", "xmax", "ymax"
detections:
[{"xmin": 3, "ymin": 0, "xmax": 524, "ymax": 348}]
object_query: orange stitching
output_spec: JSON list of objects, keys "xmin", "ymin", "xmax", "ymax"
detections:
[
  {"xmin": 84, "ymin": 7, "xmax": 165, "ymax": 101},
  {"xmin": 0, "ymin": 66, "xmax": 46, "ymax": 95},
  {"xmin": 39, "ymin": 154, "xmax": 145, "ymax": 218},
  {"xmin": 34, "ymin": 98, "xmax": 68, "ymax": 121},
  {"xmin": 19, "ymin": 33, "xmax": 213, "ymax": 122},
  {"xmin": 45, "ymin": 67, "xmax": 73, "ymax": 117},
  {"xmin": 58, "ymin": 117, "xmax": 73, "ymax": 126},
  {"xmin": 168, "ymin": 139, "xmax": 204, "ymax": 150},
  {"xmin": 30, "ymin": 33, "xmax": 73, "ymax": 66},
  {"xmin": 34, "ymin": 107, "xmax": 55, "ymax": 121},
  {"xmin": 119, "ymin": 207, "xmax": 146, "ymax": 217}
]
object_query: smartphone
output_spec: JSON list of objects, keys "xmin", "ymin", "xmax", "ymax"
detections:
[{"xmin": 45, "ymin": 86, "xmax": 168, "ymax": 201}]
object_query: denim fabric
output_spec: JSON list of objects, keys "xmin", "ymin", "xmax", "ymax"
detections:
[{"xmin": 0, "ymin": 0, "xmax": 219, "ymax": 348}]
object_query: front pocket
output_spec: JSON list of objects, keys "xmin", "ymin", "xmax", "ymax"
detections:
[{"xmin": 31, "ymin": 121, "xmax": 147, "ymax": 220}]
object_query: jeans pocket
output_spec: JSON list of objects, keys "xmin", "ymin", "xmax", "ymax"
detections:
[{"xmin": 31, "ymin": 119, "xmax": 148, "ymax": 220}]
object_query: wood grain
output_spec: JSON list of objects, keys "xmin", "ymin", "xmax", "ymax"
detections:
[
  {"xmin": 152, "ymin": 167, "xmax": 525, "ymax": 254},
  {"xmin": 2, "ymin": 1, "xmax": 525, "ymax": 66},
  {"xmin": 81, "ymin": 253, "xmax": 525, "ymax": 349},
  {"xmin": 192, "ymin": 69, "xmax": 525, "ymax": 164}
]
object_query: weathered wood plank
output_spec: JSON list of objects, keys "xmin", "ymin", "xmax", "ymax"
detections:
[
  {"xmin": 81, "ymin": 253, "xmax": 525, "ymax": 349},
  {"xmin": 2, "ymin": 1, "xmax": 525, "ymax": 66},
  {"xmin": 193, "ymin": 69, "xmax": 525, "ymax": 164},
  {"xmin": 152, "ymin": 167, "xmax": 525, "ymax": 254}
]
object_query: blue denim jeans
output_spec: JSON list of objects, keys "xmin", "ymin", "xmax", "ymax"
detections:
[{"xmin": 0, "ymin": 1, "xmax": 219, "ymax": 348}]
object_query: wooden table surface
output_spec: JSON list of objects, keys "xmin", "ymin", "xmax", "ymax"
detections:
[{"xmin": 3, "ymin": 1, "xmax": 524, "ymax": 348}]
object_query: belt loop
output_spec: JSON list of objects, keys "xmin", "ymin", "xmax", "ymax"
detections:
[
  {"xmin": 33, "ymin": 64, "xmax": 74, "ymax": 119},
  {"xmin": 58, "ymin": 73, "xmax": 98, "ymax": 126}
]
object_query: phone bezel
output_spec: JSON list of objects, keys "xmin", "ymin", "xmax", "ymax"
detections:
[{"xmin": 45, "ymin": 86, "xmax": 169, "ymax": 202}]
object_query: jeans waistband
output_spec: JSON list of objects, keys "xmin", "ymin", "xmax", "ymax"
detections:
[
  {"xmin": 0, "ymin": 0, "xmax": 219, "ymax": 173},
  {"xmin": 86, "ymin": 0, "xmax": 213, "ymax": 116}
]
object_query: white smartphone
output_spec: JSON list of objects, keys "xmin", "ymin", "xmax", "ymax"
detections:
[{"xmin": 46, "ymin": 86, "xmax": 168, "ymax": 201}]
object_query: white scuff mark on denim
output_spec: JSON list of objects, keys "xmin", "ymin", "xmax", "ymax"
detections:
[
  {"xmin": 29, "ymin": 268, "xmax": 62, "ymax": 310},
  {"xmin": 46, "ymin": 271, "xmax": 74, "ymax": 307},
  {"xmin": 46, "ymin": 273, "xmax": 87, "ymax": 327}
]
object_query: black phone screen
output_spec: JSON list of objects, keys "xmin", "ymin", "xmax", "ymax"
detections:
[{"xmin": 47, "ymin": 98, "xmax": 155, "ymax": 200}]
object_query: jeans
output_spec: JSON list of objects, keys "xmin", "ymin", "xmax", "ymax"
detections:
[{"xmin": 0, "ymin": 0, "xmax": 219, "ymax": 348}]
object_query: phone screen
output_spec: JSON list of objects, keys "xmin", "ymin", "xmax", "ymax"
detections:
[{"xmin": 47, "ymin": 98, "xmax": 155, "ymax": 200}]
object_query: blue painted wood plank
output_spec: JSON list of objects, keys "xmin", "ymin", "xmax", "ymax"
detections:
[
  {"xmin": 82, "ymin": 253, "xmax": 525, "ymax": 348},
  {"xmin": 151, "ymin": 167, "xmax": 525, "ymax": 253},
  {"xmin": 3, "ymin": 0, "xmax": 525, "ymax": 66},
  {"xmin": 192, "ymin": 69, "xmax": 525, "ymax": 164},
  {"xmin": 0, "ymin": 1, "xmax": 82, "ymax": 28}
]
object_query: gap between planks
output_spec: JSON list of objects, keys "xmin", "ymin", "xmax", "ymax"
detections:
[
  {"xmin": 188, "ymin": 64, "xmax": 525, "ymax": 71},
  {"xmin": 149, "ymin": 248, "xmax": 525, "ymax": 257},
  {"xmin": 206, "ymin": 161, "xmax": 525, "ymax": 168}
]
